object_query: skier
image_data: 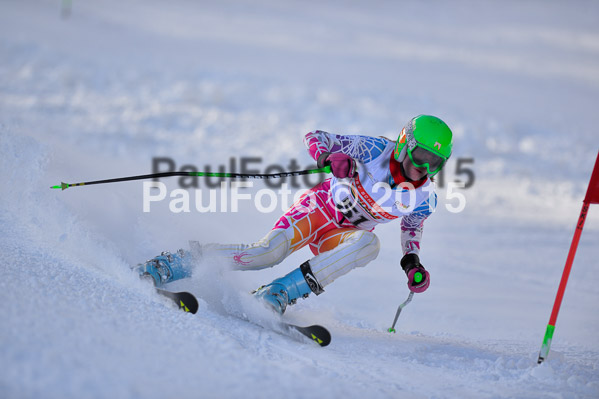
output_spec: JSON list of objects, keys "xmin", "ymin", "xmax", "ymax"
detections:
[{"xmin": 135, "ymin": 115, "xmax": 453, "ymax": 314}]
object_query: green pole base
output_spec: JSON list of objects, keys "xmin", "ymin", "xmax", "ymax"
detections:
[{"xmin": 538, "ymin": 324, "xmax": 555, "ymax": 364}]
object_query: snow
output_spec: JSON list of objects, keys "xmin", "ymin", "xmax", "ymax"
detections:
[{"xmin": 1, "ymin": 0, "xmax": 599, "ymax": 398}]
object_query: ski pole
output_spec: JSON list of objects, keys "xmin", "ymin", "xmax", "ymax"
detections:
[
  {"xmin": 50, "ymin": 165, "xmax": 332, "ymax": 191},
  {"xmin": 388, "ymin": 291, "xmax": 414, "ymax": 333}
]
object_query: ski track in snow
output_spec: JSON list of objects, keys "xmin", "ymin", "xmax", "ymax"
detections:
[{"xmin": 1, "ymin": 1, "xmax": 599, "ymax": 398}]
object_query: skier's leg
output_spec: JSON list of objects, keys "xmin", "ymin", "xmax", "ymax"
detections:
[
  {"xmin": 205, "ymin": 182, "xmax": 345, "ymax": 313},
  {"xmin": 201, "ymin": 181, "xmax": 337, "ymax": 271},
  {"xmin": 133, "ymin": 183, "xmax": 333, "ymax": 286},
  {"xmin": 254, "ymin": 228, "xmax": 380, "ymax": 314}
]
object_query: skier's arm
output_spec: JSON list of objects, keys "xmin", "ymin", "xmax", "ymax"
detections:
[
  {"xmin": 399, "ymin": 192, "xmax": 436, "ymax": 293},
  {"xmin": 304, "ymin": 130, "xmax": 388, "ymax": 165},
  {"xmin": 400, "ymin": 193, "xmax": 436, "ymax": 256}
]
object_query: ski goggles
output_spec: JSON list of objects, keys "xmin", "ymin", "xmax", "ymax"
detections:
[{"xmin": 406, "ymin": 145, "xmax": 447, "ymax": 175}]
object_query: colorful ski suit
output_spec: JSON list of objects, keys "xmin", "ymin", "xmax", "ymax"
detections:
[{"xmin": 203, "ymin": 131, "xmax": 437, "ymax": 288}]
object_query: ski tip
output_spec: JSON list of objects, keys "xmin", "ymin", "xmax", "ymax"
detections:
[
  {"xmin": 175, "ymin": 292, "xmax": 199, "ymax": 314},
  {"xmin": 309, "ymin": 325, "xmax": 331, "ymax": 347},
  {"xmin": 155, "ymin": 289, "xmax": 199, "ymax": 314},
  {"xmin": 289, "ymin": 324, "xmax": 331, "ymax": 347}
]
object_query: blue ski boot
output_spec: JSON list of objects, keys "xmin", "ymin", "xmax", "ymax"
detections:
[
  {"xmin": 253, "ymin": 261, "xmax": 324, "ymax": 314},
  {"xmin": 133, "ymin": 249, "xmax": 193, "ymax": 287}
]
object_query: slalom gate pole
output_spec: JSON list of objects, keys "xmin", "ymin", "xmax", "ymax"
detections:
[
  {"xmin": 388, "ymin": 291, "xmax": 414, "ymax": 333},
  {"xmin": 50, "ymin": 165, "xmax": 331, "ymax": 191},
  {"xmin": 537, "ymin": 202, "xmax": 589, "ymax": 364},
  {"xmin": 537, "ymin": 150, "xmax": 599, "ymax": 364}
]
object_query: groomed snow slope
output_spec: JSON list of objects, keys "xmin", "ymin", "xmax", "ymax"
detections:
[{"xmin": 1, "ymin": 1, "xmax": 598, "ymax": 398}]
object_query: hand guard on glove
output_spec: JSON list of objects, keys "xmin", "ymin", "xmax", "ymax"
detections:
[
  {"xmin": 400, "ymin": 253, "xmax": 430, "ymax": 293},
  {"xmin": 317, "ymin": 152, "xmax": 357, "ymax": 179}
]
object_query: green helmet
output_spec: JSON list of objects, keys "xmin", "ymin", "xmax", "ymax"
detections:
[{"xmin": 393, "ymin": 115, "xmax": 453, "ymax": 176}]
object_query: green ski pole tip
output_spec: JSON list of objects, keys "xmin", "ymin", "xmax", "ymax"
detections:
[
  {"xmin": 388, "ymin": 328, "xmax": 396, "ymax": 333},
  {"xmin": 50, "ymin": 182, "xmax": 69, "ymax": 190}
]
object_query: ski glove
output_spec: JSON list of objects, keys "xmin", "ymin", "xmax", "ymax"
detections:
[
  {"xmin": 401, "ymin": 253, "xmax": 430, "ymax": 293},
  {"xmin": 317, "ymin": 152, "xmax": 357, "ymax": 179}
]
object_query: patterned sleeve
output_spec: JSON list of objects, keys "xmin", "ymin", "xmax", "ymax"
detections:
[
  {"xmin": 400, "ymin": 192, "xmax": 437, "ymax": 255},
  {"xmin": 304, "ymin": 130, "xmax": 389, "ymax": 163}
]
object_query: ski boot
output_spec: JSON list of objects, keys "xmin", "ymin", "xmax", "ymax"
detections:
[
  {"xmin": 133, "ymin": 249, "xmax": 193, "ymax": 287},
  {"xmin": 253, "ymin": 261, "xmax": 324, "ymax": 314}
]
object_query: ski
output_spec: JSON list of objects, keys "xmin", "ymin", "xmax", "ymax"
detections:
[
  {"xmin": 155, "ymin": 288, "xmax": 199, "ymax": 314},
  {"xmin": 285, "ymin": 323, "xmax": 331, "ymax": 347},
  {"xmin": 153, "ymin": 289, "xmax": 330, "ymax": 346}
]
